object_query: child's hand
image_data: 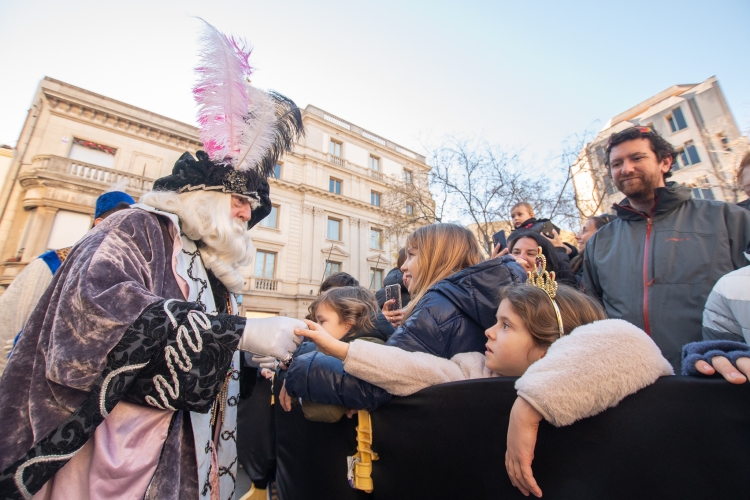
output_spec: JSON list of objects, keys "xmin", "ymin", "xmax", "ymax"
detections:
[
  {"xmin": 280, "ymin": 380, "xmax": 293, "ymax": 412},
  {"xmin": 506, "ymin": 397, "xmax": 544, "ymax": 498},
  {"xmin": 294, "ymin": 319, "xmax": 349, "ymax": 360},
  {"xmin": 382, "ymin": 300, "xmax": 405, "ymax": 328}
]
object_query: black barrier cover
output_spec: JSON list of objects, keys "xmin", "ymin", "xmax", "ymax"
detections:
[
  {"xmin": 237, "ymin": 375, "xmax": 276, "ymax": 489},
  {"xmin": 274, "ymin": 376, "xmax": 750, "ymax": 500}
]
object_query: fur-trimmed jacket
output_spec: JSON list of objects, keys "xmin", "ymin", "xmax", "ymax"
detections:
[{"xmin": 342, "ymin": 319, "xmax": 673, "ymax": 427}]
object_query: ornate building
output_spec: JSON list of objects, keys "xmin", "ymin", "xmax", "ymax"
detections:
[
  {"xmin": 572, "ymin": 76, "xmax": 748, "ymax": 218},
  {"xmin": 0, "ymin": 78, "xmax": 432, "ymax": 319}
]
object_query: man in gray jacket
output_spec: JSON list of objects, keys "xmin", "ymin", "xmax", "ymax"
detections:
[{"xmin": 583, "ymin": 126, "xmax": 750, "ymax": 371}]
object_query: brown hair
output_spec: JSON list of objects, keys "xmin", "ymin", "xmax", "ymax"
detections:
[
  {"xmin": 403, "ymin": 223, "xmax": 483, "ymax": 319},
  {"xmin": 500, "ymin": 283, "xmax": 606, "ymax": 350},
  {"xmin": 511, "ymin": 201, "xmax": 534, "ymax": 218},
  {"xmin": 396, "ymin": 247, "xmax": 407, "ymax": 269},
  {"xmin": 738, "ymin": 150, "xmax": 750, "ymax": 185},
  {"xmin": 308, "ymin": 286, "xmax": 378, "ymax": 339},
  {"xmin": 604, "ymin": 126, "xmax": 677, "ymax": 180},
  {"xmin": 320, "ymin": 272, "xmax": 359, "ymax": 293}
]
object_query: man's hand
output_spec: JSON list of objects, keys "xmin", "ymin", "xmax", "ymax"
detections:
[
  {"xmin": 252, "ymin": 355, "xmax": 279, "ymax": 371},
  {"xmin": 694, "ymin": 356, "xmax": 750, "ymax": 384},
  {"xmin": 294, "ymin": 319, "xmax": 349, "ymax": 360},
  {"xmin": 239, "ymin": 316, "xmax": 305, "ymax": 363},
  {"xmin": 280, "ymin": 380, "xmax": 293, "ymax": 411},
  {"xmin": 382, "ymin": 300, "xmax": 405, "ymax": 328},
  {"xmin": 506, "ymin": 397, "xmax": 544, "ymax": 498}
]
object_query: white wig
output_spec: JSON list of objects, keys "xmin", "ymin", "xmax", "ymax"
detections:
[{"xmin": 140, "ymin": 190, "xmax": 253, "ymax": 293}]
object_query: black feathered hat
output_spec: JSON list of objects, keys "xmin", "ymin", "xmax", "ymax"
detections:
[{"xmin": 152, "ymin": 21, "xmax": 304, "ymax": 229}]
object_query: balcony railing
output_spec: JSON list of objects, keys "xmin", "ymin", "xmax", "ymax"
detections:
[
  {"xmin": 253, "ymin": 277, "xmax": 279, "ymax": 291},
  {"xmin": 328, "ymin": 154, "xmax": 345, "ymax": 167},
  {"xmin": 368, "ymin": 169, "xmax": 383, "ymax": 182},
  {"xmin": 28, "ymin": 155, "xmax": 155, "ymax": 192}
]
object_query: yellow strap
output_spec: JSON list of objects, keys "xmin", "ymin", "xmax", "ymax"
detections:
[{"xmin": 352, "ymin": 409, "xmax": 378, "ymax": 493}]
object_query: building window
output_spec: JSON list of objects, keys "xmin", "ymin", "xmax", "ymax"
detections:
[
  {"xmin": 603, "ymin": 174, "xmax": 618, "ymax": 196},
  {"xmin": 370, "ymin": 268, "xmax": 384, "ymax": 290},
  {"xmin": 406, "ymin": 204, "xmax": 414, "ymax": 215},
  {"xmin": 718, "ymin": 133, "xmax": 732, "ymax": 152},
  {"xmin": 371, "ymin": 191, "xmax": 381, "ymax": 207},
  {"xmin": 666, "ymin": 107, "xmax": 688, "ymax": 133},
  {"xmin": 327, "ymin": 217, "xmax": 342, "ymax": 240},
  {"xmin": 369, "ymin": 155, "xmax": 380, "ymax": 171},
  {"xmin": 676, "ymin": 141, "xmax": 701, "ymax": 170},
  {"xmin": 259, "ymin": 205, "xmax": 279, "ymax": 229},
  {"xmin": 329, "ymin": 178, "xmax": 342, "ymax": 195},
  {"xmin": 692, "ymin": 178, "xmax": 714, "ymax": 200},
  {"xmin": 69, "ymin": 138, "xmax": 116, "ymax": 168},
  {"xmin": 329, "ymin": 140, "xmax": 342, "ymax": 157},
  {"xmin": 272, "ymin": 163, "xmax": 281, "ymax": 179},
  {"xmin": 370, "ymin": 228, "xmax": 382, "ymax": 250},
  {"xmin": 254, "ymin": 251, "xmax": 276, "ymax": 279},
  {"xmin": 403, "ymin": 169, "xmax": 412, "ymax": 184},
  {"xmin": 324, "ymin": 260, "xmax": 341, "ymax": 278}
]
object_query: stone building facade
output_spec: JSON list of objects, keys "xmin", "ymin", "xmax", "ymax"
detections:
[
  {"xmin": 0, "ymin": 78, "xmax": 432, "ymax": 319},
  {"xmin": 572, "ymin": 76, "xmax": 748, "ymax": 218}
]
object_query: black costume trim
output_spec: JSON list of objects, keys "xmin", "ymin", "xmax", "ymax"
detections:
[{"xmin": 0, "ymin": 300, "xmax": 246, "ymax": 500}]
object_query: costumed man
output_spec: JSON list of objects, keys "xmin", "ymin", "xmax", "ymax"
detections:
[
  {"xmin": 0, "ymin": 190, "xmax": 135, "ymax": 375},
  {"xmin": 0, "ymin": 22, "xmax": 305, "ymax": 500}
]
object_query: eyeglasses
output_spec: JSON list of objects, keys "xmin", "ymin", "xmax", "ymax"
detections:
[{"xmin": 606, "ymin": 126, "xmax": 654, "ymax": 148}]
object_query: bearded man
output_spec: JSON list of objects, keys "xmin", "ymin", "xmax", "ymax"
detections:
[
  {"xmin": 582, "ymin": 126, "xmax": 750, "ymax": 371},
  {"xmin": 0, "ymin": 149, "xmax": 304, "ymax": 500}
]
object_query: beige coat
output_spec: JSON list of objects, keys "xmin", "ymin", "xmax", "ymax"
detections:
[{"xmin": 343, "ymin": 319, "xmax": 674, "ymax": 427}]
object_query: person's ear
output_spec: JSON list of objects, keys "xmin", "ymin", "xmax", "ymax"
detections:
[
  {"xmin": 659, "ymin": 155, "xmax": 673, "ymax": 176},
  {"xmin": 94, "ymin": 217, "xmax": 104, "ymax": 226}
]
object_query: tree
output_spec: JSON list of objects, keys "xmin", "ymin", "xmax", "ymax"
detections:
[{"xmin": 382, "ymin": 136, "xmax": 580, "ymax": 255}]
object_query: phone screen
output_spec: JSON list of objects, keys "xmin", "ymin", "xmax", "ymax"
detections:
[{"xmin": 385, "ymin": 284, "xmax": 402, "ymax": 311}]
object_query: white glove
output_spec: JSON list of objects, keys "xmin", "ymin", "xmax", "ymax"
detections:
[
  {"xmin": 238, "ymin": 316, "xmax": 305, "ymax": 363},
  {"xmin": 251, "ymin": 355, "xmax": 279, "ymax": 370}
]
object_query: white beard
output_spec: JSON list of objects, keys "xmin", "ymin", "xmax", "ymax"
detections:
[{"xmin": 140, "ymin": 190, "xmax": 254, "ymax": 293}]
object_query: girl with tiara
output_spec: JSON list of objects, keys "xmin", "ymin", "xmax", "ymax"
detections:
[{"xmin": 292, "ymin": 250, "xmax": 673, "ymax": 498}]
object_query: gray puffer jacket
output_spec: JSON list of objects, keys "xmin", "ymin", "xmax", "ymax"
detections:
[{"xmin": 582, "ymin": 182, "xmax": 750, "ymax": 371}]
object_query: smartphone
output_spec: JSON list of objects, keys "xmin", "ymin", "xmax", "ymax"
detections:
[
  {"xmin": 492, "ymin": 230, "xmax": 507, "ymax": 251},
  {"xmin": 385, "ymin": 284, "xmax": 402, "ymax": 311},
  {"xmin": 538, "ymin": 221, "xmax": 555, "ymax": 239}
]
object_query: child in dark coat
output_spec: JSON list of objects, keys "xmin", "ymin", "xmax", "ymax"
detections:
[{"xmin": 281, "ymin": 286, "xmax": 386, "ymax": 422}]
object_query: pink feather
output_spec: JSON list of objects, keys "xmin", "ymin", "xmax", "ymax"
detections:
[{"xmin": 193, "ymin": 20, "xmax": 254, "ymax": 163}]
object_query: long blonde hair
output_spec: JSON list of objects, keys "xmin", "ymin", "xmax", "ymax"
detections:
[{"xmin": 403, "ymin": 223, "xmax": 483, "ymax": 319}]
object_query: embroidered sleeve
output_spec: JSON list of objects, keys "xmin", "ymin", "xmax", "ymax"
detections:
[
  {"xmin": 0, "ymin": 299, "xmax": 245, "ymax": 500},
  {"xmin": 124, "ymin": 299, "xmax": 246, "ymax": 413}
]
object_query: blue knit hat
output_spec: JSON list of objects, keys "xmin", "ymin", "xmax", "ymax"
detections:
[{"xmin": 95, "ymin": 191, "xmax": 134, "ymax": 219}]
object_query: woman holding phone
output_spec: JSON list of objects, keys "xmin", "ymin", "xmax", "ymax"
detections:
[{"xmin": 284, "ymin": 223, "xmax": 526, "ymax": 411}]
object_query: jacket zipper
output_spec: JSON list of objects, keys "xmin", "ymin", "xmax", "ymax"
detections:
[
  {"xmin": 642, "ymin": 216, "xmax": 653, "ymax": 336},
  {"xmin": 616, "ymin": 200, "xmax": 658, "ymax": 336}
]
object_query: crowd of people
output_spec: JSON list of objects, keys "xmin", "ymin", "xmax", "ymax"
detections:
[{"xmin": 0, "ymin": 21, "xmax": 749, "ymax": 499}]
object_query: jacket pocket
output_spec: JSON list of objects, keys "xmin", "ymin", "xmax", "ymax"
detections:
[{"xmin": 653, "ymin": 230, "xmax": 716, "ymax": 284}]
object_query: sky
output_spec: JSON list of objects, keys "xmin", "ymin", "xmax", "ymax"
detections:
[{"xmin": 1, "ymin": 0, "xmax": 749, "ymax": 167}]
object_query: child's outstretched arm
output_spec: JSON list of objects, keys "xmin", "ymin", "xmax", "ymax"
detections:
[{"xmin": 294, "ymin": 319, "xmax": 349, "ymax": 360}]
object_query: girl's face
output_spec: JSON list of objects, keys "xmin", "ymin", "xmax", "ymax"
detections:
[
  {"xmin": 510, "ymin": 237, "xmax": 539, "ymax": 273},
  {"xmin": 314, "ymin": 303, "xmax": 353, "ymax": 340},
  {"xmin": 484, "ymin": 299, "xmax": 545, "ymax": 376},
  {"xmin": 575, "ymin": 219, "xmax": 598, "ymax": 251},
  {"xmin": 400, "ymin": 246, "xmax": 420, "ymax": 292}
]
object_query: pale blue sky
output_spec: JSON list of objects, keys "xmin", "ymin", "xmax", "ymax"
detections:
[{"xmin": 1, "ymin": 0, "xmax": 748, "ymax": 164}]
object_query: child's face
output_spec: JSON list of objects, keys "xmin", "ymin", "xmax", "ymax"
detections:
[
  {"xmin": 511, "ymin": 207, "xmax": 532, "ymax": 228},
  {"xmin": 484, "ymin": 299, "xmax": 545, "ymax": 376},
  {"xmin": 400, "ymin": 246, "xmax": 419, "ymax": 292},
  {"xmin": 314, "ymin": 303, "xmax": 353, "ymax": 340}
]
